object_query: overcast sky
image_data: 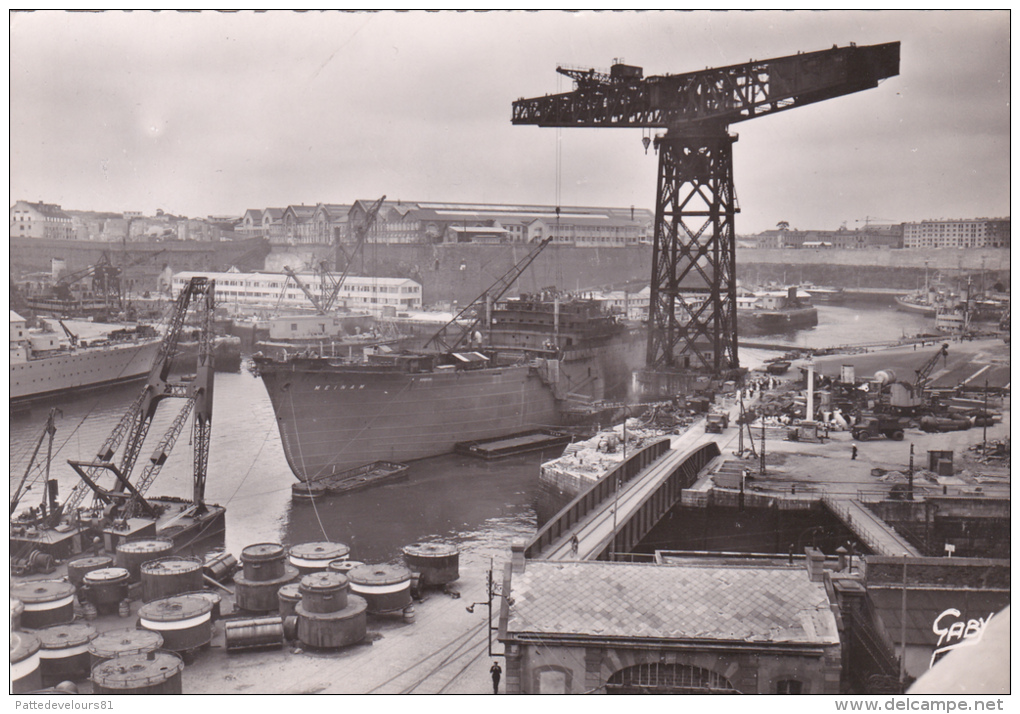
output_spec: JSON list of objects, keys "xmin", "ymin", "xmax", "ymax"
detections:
[{"xmin": 9, "ymin": 10, "xmax": 1010, "ymax": 234}]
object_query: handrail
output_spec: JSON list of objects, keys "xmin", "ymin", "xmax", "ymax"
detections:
[{"xmin": 525, "ymin": 438, "xmax": 670, "ymax": 559}]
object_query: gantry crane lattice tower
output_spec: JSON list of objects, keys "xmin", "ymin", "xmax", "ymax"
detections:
[{"xmin": 513, "ymin": 42, "xmax": 899, "ymax": 395}]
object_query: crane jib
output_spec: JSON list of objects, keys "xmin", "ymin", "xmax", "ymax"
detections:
[{"xmin": 512, "ymin": 42, "xmax": 900, "ymax": 130}]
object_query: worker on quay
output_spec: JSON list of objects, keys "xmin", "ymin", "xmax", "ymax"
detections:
[
  {"xmin": 851, "ymin": 443, "xmax": 858, "ymax": 461},
  {"xmin": 571, "ymin": 533, "xmax": 579, "ymax": 556},
  {"xmin": 490, "ymin": 660, "xmax": 502, "ymax": 694}
]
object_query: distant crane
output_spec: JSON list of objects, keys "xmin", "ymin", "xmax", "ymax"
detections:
[
  {"xmin": 856, "ymin": 217, "xmax": 896, "ymax": 228},
  {"xmin": 513, "ymin": 43, "xmax": 900, "ymax": 395},
  {"xmin": 281, "ymin": 196, "xmax": 387, "ymax": 316},
  {"xmin": 426, "ymin": 237, "xmax": 552, "ymax": 352}
]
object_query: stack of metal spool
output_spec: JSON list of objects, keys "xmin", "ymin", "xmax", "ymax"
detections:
[
  {"xmin": 233, "ymin": 543, "xmax": 300, "ymax": 613},
  {"xmin": 295, "ymin": 571, "xmax": 367, "ymax": 649},
  {"xmin": 288, "ymin": 541, "xmax": 350, "ymax": 575},
  {"xmin": 327, "ymin": 559, "xmax": 365, "ymax": 577},
  {"xmin": 402, "ymin": 542, "xmax": 460, "ymax": 589},
  {"xmin": 179, "ymin": 590, "xmax": 222, "ymax": 622},
  {"xmin": 66, "ymin": 555, "xmax": 114, "ymax": 589},
  {"xmin": 140, "ymin": 556, "xmax": 204, "ymax": 602},
  {"xmin": 88, "ymin": 628, "xmax": 164, "ymax": 666},
  {"xmin": 32, "ymin": 622, "xmax": 97, "ymax": 686},
  {"xmin": 81, "ymin": 568, "xmax": 131, "ymax": 615},
  {"xmin": 11, "ymin": 581, "xmax": 75, "ymax": 629},
  {"xmin": 11, "ymin": 630, "xmax": 43, "ymax": 693},
  {"xmin": 137, "ymin": 594, "xmax": 214, "ymax": 656},
  {"xmin": 348, "ymin": 564, "xmax": 413, "ymax": 616},
  {"xmin": 115, "ymin": 538, "xmax": 174, "ymax": 581},
  {"xmin": 277, "ymin": 582, "xmax": 302, "ymax": 619},
  {"xmin": 91, "ymin": 650, "xmax": 184, "ymax": 694}
]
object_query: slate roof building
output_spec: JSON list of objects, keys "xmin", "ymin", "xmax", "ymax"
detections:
[{"xmin": 498, "ymin": 556, "xmax": 841, "ymax": 694}]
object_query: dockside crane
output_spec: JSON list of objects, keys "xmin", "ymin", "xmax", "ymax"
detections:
[
  {"xmin": 50, "ymin": 276, "xmax": 217, "ymax": 526},
  {"xmin": 426, "ymin": 237, "xmax": 553, "ymax": 352},
  {"xmin": 281, "ymin": 196, "xmax": 387, "ymax": 316},
  {"xmin": 513, "ymin": 43, "xmax": 900, "ymax": 396}
]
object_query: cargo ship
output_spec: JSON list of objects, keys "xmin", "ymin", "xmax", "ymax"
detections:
[
  {"xmin": 253, "ymin": 294, "xmax": 645, "ymax": 482},
  {"xmin": 10, "ymin": 312, "xmax": 162, "ymax": 405},
  {"xmin": 736, "ymin": 287, "xmax": 818, "ymax": 335}
]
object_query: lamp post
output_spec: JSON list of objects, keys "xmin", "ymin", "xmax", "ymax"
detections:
[{"xmin": 465, "ymin": 559, "xmax": 513, "ymax": 658}]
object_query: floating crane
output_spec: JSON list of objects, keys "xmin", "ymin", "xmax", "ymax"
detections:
[
  {"xmin": 513, "ymin": 43, "xmax": 900, "ymax": 395},
  {"xmin": 48, "ymin": 277, "xmax": 219, "ymax": 531}
]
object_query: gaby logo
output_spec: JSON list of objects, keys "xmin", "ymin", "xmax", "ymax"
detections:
[{"xmin": 930, "ymin": 608, "xmax": 994, "ymax": 668}]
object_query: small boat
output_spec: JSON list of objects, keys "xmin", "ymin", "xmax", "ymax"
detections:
[
  {"xmin": 454, "ymin": 429, "xmax": 573, "ymax": 460},
  {"xmin": 290, "ymin": 461, "xmax": 410, "ymax": 500}
]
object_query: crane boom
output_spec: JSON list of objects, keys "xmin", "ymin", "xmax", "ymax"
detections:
[
  {"xmin": 513, "ymin": 43, "xmax": 899, "ymax": 129},
  {"xmin": 323, "ymin": 196, "xmax": 386, "ymax": 312},
  {"xmin": 283, "ymin": 266, "xmax": 327, "ymax": 314},
  {"xmin": 915, "ymin": 343, "xmax": 949, "ymax": 392},
  {"xmin": 426, "ymin": 238, "xmax": 552, "ymax": 352}
]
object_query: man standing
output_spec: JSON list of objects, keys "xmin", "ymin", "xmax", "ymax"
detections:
[
  {"xmin": 490, "ymin": 660, "xmax": 502, "ymax": 694},
  {"xmin": 851, "ymin": 443, "xmax": 858, "ymax": 460}
]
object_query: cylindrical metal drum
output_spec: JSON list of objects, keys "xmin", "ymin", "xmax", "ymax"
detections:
[
  {"xmin": 241, "ymin": 543, "xmax": 287, "ymax": 582},
  {"xmin": 233, "ymin": 566, "xmax": 300, "ymax": 613},
  {"xmin": 402, "ymin": 542, "xmax": 460, "ymax": 587},
  {"xmin": 11, "ymin": 597, "xmax": 25, "ymax": 631},
  {"xmin": 179, "ymin": 590, "xmax": 222, "ymax": 622},
  {"xmin": 288, "ymin": 542, "xmax": 350, "ymax": 574},
  {"xmin": 299, "ymin": 572, "xmax": 349, "ymax": 614},
  {"xmin": 348, "ymin": 564, "xmax": 412, "ymax": 614},
  {"xmin": 82, "ymin": 568, "xmax": 131, "ymax": 614},
  {"xmin": 91, "ymin": 651, "xmax": 184, "ymax": 695},
  {"xmin": 11, "ymin": 631, "xmax": 42, "ymax": 694},
  {"xmin": 141, "ymin": 556, "xmax": 204, "ymax": 603},
  {"xmin": 224, "ymin": 615, "xmax": 285, "ymax": 652},
  {"xmin": 203, "ymin": 551, "xmax": 238, "ymax": 583},
  {"xmin": 67, "ymin": 555, "xmax": 114, "ymax": 589},
  {"xmin": 296, "ymin": 594, "xmax": 368, "ymax": 649},
  {"xmin": 138, "ymin": 595, "xmax": 213, "ymax": 653},
  {"xmin": 115, "ymin": 538, "xmax": 174, "ymax": 581},
  {"xmin": 277, "ymin": 583, "xmax": 302, "ymax": 619},
  {"xmin": 34, "ymin": 622, "xmax": 98, "ymax": 686},
  {"xmin": 327, "ymin": 559, "xmax": 365, "ymax": 576},
  {"xmin": 88, "ymin": 628, "xmax": 163, "ymax": 666},
  {"xmin": 11, "ymin": 581, "xmax": 75, "ymax": 629}
]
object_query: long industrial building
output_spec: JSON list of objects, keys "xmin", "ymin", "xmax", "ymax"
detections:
[{"xmin": 170, "ymin": 269, "xmax": 422, "ymax": 316}]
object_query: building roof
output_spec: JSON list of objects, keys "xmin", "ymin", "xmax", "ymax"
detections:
[
  {"xmin": 11, "ymin": 310, "xmax": 26, "ymax": 323},
  {"xmin": 506, "ymin": 560, "xmax": 839, "ymax": 645},
  {"xmin": 263, "ymin": 208, "xmax": 284, "ymax": 220},
  {"xmin": 14, "ymin": 201, "xmax": 71, "ymax": 220}
]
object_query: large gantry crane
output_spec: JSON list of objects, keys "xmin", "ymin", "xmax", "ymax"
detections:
[{"xmin": 513, "ymin": 43, "xmax": 899, "ymax": 395}]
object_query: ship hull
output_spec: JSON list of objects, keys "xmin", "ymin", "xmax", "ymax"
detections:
[
  {"xmin": 737, "ymin": 306, "xmax": 818, "ymax": 335},
  {"xmin": 894, "ymin": 296, "xmax": 937, "ymax": 317},
  {"xmin": 10, "ymin": 339, "xmax": 161, "ymax": 404},
  {"xmin": 257, "ymin": 358, "xmax": 561, "ymax": 482}
]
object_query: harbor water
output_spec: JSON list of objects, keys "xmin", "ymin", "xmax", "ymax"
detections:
[{"xmin": 9, "ymin": 304, "xmax": 939, "ymax": 562}]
